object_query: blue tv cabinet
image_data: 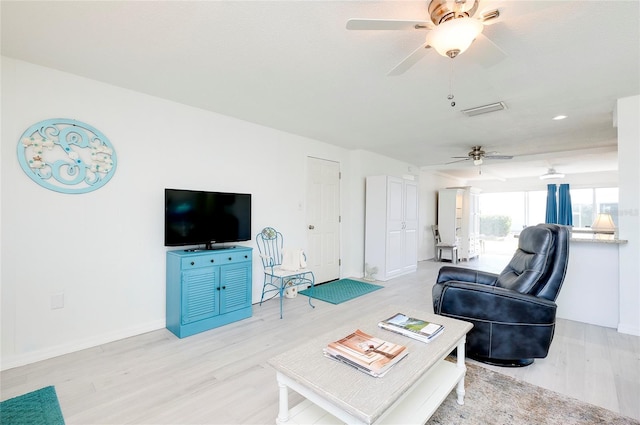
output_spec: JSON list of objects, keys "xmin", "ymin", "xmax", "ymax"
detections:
[{"xmin": 166, "ymin": 246, "xmax": 253, "ymax": 338}]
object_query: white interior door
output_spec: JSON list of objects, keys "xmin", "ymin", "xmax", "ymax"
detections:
[{"xmin": 306, "ymin": 157, "xmax": 340, "ymax": 284}]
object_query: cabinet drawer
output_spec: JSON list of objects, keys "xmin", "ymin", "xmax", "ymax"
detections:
[
  {"xmin": 180, "ymin": 250, "xmax": 251, "ymax": 269},
  {"xmin": 181, "ymin": 256, "xmax": 218, "ymax": 269},
  {"xmin": 223, "ymin": 251, "xmax": 251, "ymax": 264}
]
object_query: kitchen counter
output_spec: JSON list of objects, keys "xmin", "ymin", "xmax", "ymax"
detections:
[
  {"xmin": 569, "ymin": 227, "xmax": 627, "ymax": 244},
  {"xmin": 556, "ymin": 235, "xmax": 625, "ymax": 328}
]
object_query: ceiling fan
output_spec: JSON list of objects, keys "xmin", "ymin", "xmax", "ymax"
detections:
[
  {"xmin": 346, "ymin": 0, "xmax": 504, "ymax": 75},
  {"xmin": 448, "ymin": 146, "xmax": 513, "ymax": 166}
]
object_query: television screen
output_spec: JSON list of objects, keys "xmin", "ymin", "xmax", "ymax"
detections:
[{"xmin": 165, "ymin": 189, "xmax": 251, "ymax": 248}]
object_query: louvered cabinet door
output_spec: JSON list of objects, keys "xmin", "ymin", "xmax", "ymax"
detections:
[
  {"xmin": 220, "ymin": 262, "xmax": 251, "ymax": 314},
  {"xmin": 181, "ymin": 267, "xmax": 219, "ymax": 324}
]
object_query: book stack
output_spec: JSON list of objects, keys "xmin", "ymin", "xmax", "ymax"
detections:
[
  {"xmin": 323, "ymin": 329, "xmax": 408, "ymax": 377},
  {"xmin": 378, "ymin": 313, "xmax": 444, "ymax": 343}
]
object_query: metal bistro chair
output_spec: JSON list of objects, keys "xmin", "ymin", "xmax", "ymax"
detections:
[
  {"xmin": 256, "ymin": 227, "xmax": 315, "ymax": 319},
  {"xmin": 432, "ymin": 225, "xmax": 458, "ymax": 264}
]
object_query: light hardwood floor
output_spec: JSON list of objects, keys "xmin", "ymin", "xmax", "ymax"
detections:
[{"xmin": 2, "ymin": 259, "xmax": 639, "ymax": 424}]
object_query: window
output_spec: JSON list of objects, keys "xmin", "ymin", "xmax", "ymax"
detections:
[
  {"xmin": 479, "ymin": 187, "xmax": 618, "ymax": 255},
  {"xmin": 478, "ymin": 192, "xmax": 523, "ymax": 255},
  {"xmin": 571, "ymin": 188, "xmax": 594, "ymax": 227},
  {"xmin": 526, "ymin": 191, "xmax": 547, "ymax": 227},
  {"xmin": 569, "ymin": 187, "xmax": 619, "ymax": 227},
  {"xmin": 479, "ymin": 192, "xmax": 524, "ymax": 233},
  {"xmin": 595, "ymin": 188, "xmax": 619, "ymax": 226}
]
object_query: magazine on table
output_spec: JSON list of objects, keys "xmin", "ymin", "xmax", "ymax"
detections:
[
  {"xmin": 323, "ymin": 329, "xmax": 408, "ymax": 377},
  {"xmin": 378, "ymin": 313, "xmax": 444, "ymax": 343}
]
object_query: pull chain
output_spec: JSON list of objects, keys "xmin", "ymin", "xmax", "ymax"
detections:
[{"xmin": 448, "ymin": 59, "xmax": 455, "ymax": 107}]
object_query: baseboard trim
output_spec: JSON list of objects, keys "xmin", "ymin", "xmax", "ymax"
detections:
[
  {"xmin": 0, "ymin": 320, "xmax": 166, "ymax": 371},
  {"xmin": 617, "ymin": 323, "xmax": 640, "ymax": 336}
]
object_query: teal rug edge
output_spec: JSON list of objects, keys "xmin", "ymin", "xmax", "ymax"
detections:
[
  {"xmin": 0, "ymin": 385, "xmax": 65, "ymax": 425},
  {"xmin": 299, "ymin": 278, "xmax": 383, "ymax": 305}
]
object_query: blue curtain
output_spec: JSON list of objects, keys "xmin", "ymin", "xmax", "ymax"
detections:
[
  {"xmin": 558, "ymin": 183, "xmax": 573, "ymax": 226},
  {"xmin": 545, "ymin": 184, "xmax": 557, "ymax": 224}
]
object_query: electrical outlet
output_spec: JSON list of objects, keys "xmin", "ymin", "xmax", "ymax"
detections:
[{"xmin": 51, "ymin": 293, "xmax": 64, "ymax": 310}]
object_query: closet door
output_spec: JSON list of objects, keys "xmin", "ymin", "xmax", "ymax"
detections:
[{"xmin": 365, "ymin": 176, "xmax": 418, "ymax": 281}]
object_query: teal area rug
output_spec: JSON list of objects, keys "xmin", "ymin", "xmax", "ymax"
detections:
[
  {"xmin": 299, "ymin": 278, "xmax": 383, "ymax": 304},
  {"xmin": 0, "ymin": 386, "xmax": 65, "ymax": 425}
]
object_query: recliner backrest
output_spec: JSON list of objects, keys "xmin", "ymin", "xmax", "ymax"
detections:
[
  {"xmin": 496, "ymin": 224, "xmax": 569, "ymax": 300},
  {"xmin": 535, "ymin": 224, "xmax": 570, "ymax": 301}
]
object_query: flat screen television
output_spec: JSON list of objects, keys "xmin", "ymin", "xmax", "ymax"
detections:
[{"xmin": 165, "ymin": 188, "xmax": 252, "ymax": 249}]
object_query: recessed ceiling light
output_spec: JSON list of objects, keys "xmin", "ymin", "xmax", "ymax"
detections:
[{"xmin": 552, "ymin": 115, "xmax": 568, "ymax": 120}]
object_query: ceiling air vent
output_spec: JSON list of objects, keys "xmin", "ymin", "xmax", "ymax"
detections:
[{"xmin": 461, "ymin": 102, "xmax": 507, "ymax": 117}]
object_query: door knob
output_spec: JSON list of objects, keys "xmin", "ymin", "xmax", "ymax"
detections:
[{"xmin": 308, "ymin": 225, "xmax": 315, "ymax": 230}]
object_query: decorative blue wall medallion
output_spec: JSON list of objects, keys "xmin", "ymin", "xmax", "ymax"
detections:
[{"xmin": 17, "ymin": 118, "xmax": 117, "ymax": 194}]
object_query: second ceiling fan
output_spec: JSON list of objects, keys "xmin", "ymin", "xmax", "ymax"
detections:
[
  {"xmin": 449, "ymin": 146, "xmax": 513, "ymax": 166},
  {"xmin": 346, "ymin": 0, "xmax": 504, "ymax": 75}
]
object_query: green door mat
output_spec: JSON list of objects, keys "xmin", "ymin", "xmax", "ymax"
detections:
[
  {"xmin": 0, "ymin": 386, "xmax": 65, "ymax": 425},
  {"xmin": 299, "ymin": 278, "xmax": 383, "ymax": 304}
]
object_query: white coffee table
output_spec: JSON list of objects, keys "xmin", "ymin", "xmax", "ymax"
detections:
[{"xmin": 268, "ymin": 306, "xmax": 473, "ymax": 425}]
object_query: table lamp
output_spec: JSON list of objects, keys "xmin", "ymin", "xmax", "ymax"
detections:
[{"xmin": 591, "ymin": 213, "xmax": 616, "ymax": 234}]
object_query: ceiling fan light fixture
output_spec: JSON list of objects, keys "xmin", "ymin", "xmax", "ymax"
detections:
[
  {"xmin": 539, "ymin": 168, "xmax": 566, "ymax": 180},
  {"xmin": 425, "ymin": 16, "xmax": 483, "ymax": 58}
]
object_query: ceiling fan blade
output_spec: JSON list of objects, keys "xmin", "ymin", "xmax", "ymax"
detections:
[
  {"xmin": 387, "ymin": 42, "xmax": 431, "ymax": 76},
  {"xmin": 464, "ymin": 33, "xmax": 507, "ymax": 68},
  {"xmin": 485, "ymin": 155, "xmax": 514, "ymax": 160},
  {"xmin": 346, "ymin": 18, "xmax": 431, "ymax": 31},
  {"xmin": 446, "ymin": 158, "xmax": 471, "ymax": 164},
  {"xmin": 478, "ymin": 8, "xmax": 502, "ymax": 25}
]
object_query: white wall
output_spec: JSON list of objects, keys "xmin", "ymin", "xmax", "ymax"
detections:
[
  {"xmin": 617, "ymin": 95, "xmax": 640, "ymax": 336},
  {"xmin": 0, "ymin": 57, "xmax": 420, "ymax": 369}
]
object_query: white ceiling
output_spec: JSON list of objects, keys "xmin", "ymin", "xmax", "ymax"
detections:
[{"xmin": 2, "ymin": 1, "xmax": 638, "ymax": 183}]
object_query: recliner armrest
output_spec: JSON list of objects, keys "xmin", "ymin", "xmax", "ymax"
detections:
[
  {"xmin": 436, "ymin": 266, "xmax": 498, "ymax": 286},
  {"xmin": 435, "ymin": 281, "xmax": 557, "ymax": 324}
]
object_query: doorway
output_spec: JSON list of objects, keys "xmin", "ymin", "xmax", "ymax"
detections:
[{"xmin": 306, "ymin": 157, "xmax": 340, "ymax": 283}]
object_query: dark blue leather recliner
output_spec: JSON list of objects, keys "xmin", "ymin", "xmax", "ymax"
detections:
[{"xmin": 432, "ymin": 223, "xmax": 570, "ymax": 367}]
